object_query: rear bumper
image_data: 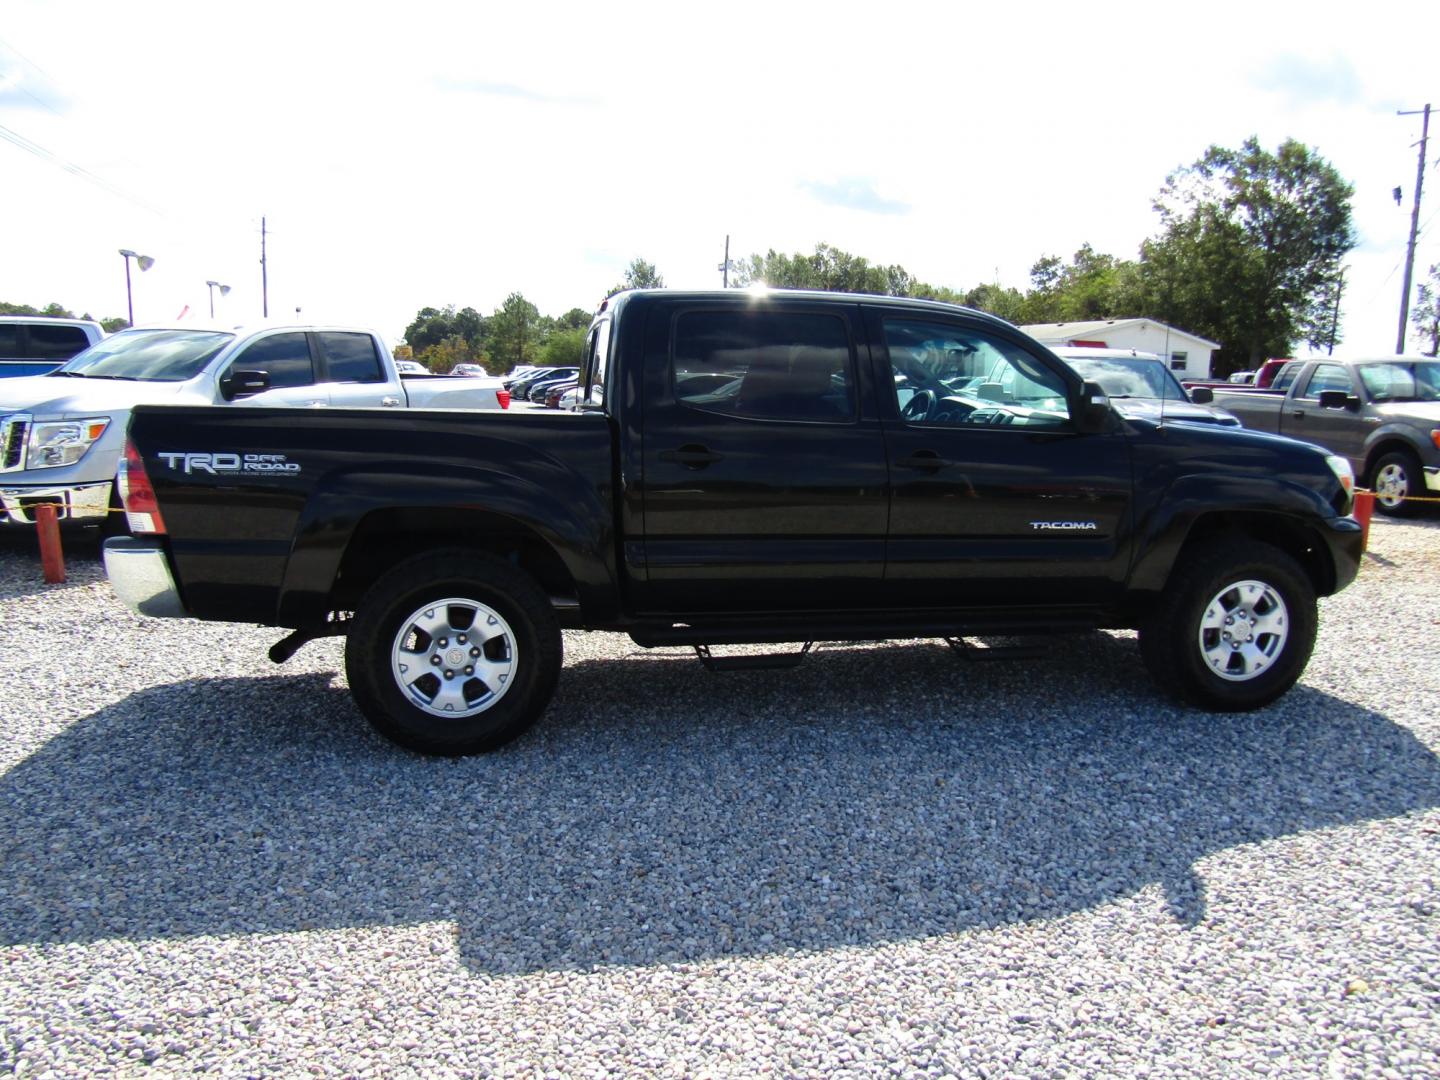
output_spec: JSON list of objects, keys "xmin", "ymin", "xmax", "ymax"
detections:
[
  {"xmin": 102, "ymin": 537, "xmax": 187, "ymax": 618},
  {"xmin": 0, "ymin": 481, "xmax": 111, "ymax": 524}
]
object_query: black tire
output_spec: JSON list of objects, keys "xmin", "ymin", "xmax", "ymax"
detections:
[
  {"xmin": 1370, "ymin": 450, "xmax": 1424, "ymax": 517},
  {"xmin": 345, "ymin": 550, "xmax": 561, "ymax": 755},
  {"xmin": 1139, "ymin": 541, "xmax": 1317, "ymax": 711}
]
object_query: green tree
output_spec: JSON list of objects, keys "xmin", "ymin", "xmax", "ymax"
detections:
[
  {"xmin": 555, "ymin": 307, "xmax": 593, "ymax": 331},
  {"xmin": 961, "ymin": 282, "xmax": 1025, "ymax": 322},
  {"xmin": 608, "ymin": 258, "xmax": 665, "ymax": 297},
  {"xmin": 1410, "ymin": 264, "xmax": 1440, "ymax": 357},
  {"xmin": 541, "ymin": 326, "xmax": 587, "ymax": 368},
  {"xmin": 733, "ymin": 243, "xmax": 913, "ymax": 296},
  {"xmin": 1138, "ymin": 137, "xmax": 1355, "ymax": 373},
  {"xmin": 488, "ymin": 292, "xmax": 542, "ymax": 373},
  {"xmin": 404, "ymin": 305, "xmax": 487, "ymax": 355}
]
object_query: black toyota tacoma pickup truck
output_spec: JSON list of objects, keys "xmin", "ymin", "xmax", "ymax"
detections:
[{"xmin": 104, "ymin": 290, "xmax": 1363, "ymax": 754}]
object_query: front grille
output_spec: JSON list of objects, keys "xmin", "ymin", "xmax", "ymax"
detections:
[{"xmin": 0, "ymin": 413, "xmax": 31, "ymax": 472}]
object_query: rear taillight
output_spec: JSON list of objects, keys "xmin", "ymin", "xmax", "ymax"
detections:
[
  {"xmin": 497, "ymin": 389, "xmax": 511, "ymax": 410},
  {"xmin": 117, "ymin": 438, "xmax": 166, "ymax": 535}
]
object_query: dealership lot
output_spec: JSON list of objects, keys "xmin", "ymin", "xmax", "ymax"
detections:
[{"xmin": 1, "ymin": 522, "xmax": 1437, "ymax": 1077}]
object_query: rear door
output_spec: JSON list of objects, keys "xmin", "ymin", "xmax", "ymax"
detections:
[
  {"xmin": 867, "ymin": 308, "xmax": 1134, "ymax": 607},
  {"xmin": 1281, "ymin": 362, "xmax": 1366, "ymax": 465},
  {"xmin": 316, "ymin": 331, "xmax": 397, "ymax": 408},
  {"xmin": 636, "ymin": 299, "xmax": 889, "ymax": 614}
]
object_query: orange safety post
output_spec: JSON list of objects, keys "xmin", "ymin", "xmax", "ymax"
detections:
[
  {"xmin": 35, "ymin": 503, "xmax": 66, "ymax": 583},
  {"xmin": 1353, "ymin": 489, "xmax": 1375, "ymax": 552}
]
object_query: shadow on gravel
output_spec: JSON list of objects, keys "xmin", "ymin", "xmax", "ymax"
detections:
[{"xmin": 3, "ymin": 635, "xmax": 1438, "ymax": 974}]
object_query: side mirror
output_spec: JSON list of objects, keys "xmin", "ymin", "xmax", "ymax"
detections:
[
  {"xmin": 220, "ymin": 369, "xmax": 271, "ymax": 400},
  {"xmin": 1076, "ymin": 380, "xmax": 1115, "ymax": 434},
  {"xmin": 1317, "ymin": 389, "xmax": 1360, "ymax": 411},
  {"xmin": 1188, "ymin": 386, "xmax": 1214, "ymax": 404}
]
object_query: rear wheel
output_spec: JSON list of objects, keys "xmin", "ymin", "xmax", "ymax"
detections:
[
  {"xmin": 1140, "ymin": 541, "xmax": 1317, "ymax": 711},
  {"xmin": 345, "ymin": 550, "xmax": 561, "ymax": 754},
  {"xmin": 1370, "ymin": 450, "xmax": 1424, "ymax": 517}
]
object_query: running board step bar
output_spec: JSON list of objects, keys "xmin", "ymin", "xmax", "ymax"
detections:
[{"xmin": 695, "ymin": 642, "xmax": 814, "ymax": 672}]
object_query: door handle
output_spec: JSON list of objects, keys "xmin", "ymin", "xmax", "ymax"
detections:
[
  {"xmin": 1289, "ymin": 409, "xmax": 1306, "ymax": 419},
  {"xmin": 658, "ymin": 444, "xmax": 724, "ymax": 468},
  {"xmin": 381, "ymin": 396, "xmax": 402, "ymax": 407},
  {"xmin": 897, "ymin": 450, "xmax": 952, "ymax": 470}
]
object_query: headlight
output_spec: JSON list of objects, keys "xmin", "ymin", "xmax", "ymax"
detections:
[
  {"xmin": 26, "ymin": 417, "xmax": 110, "ymax": 469},
  {"xmin": 1325, "ymin": 453, "xmax": 1355, "ymax": 497}
]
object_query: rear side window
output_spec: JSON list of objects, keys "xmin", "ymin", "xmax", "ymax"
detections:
[
  {"xmin": 229, "ymin": 332, "xmax": 314, "ymax": 389},
  {"xmin": 29, "ymin": 324, "xmax": 92, "ymax": 360},
  {"xmin": 673, "ymin": 309, "xmax": 855, "ymax": 422},
  {"xmin": 0, "ymin": 326, "xmax": 19, "ymax": 358},
  {"xmin": 319, "ymin": 332, "xmax": 384, "ymax": 384},
  {"xmin": 1302, "ymin": 364, "xmax": 1353, "ymax": 397}
]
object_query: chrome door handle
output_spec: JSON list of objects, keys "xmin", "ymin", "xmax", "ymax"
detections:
[{"xmin": 381, "ymin": 396, "xmax": 402, "ymax": 407}]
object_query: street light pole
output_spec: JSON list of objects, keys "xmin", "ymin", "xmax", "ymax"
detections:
[
  {"xmin": 118, "ymin": 249, "xmax": 155, "ymax": 326},
  {"xmin": 205, "ymin": 280, "xmax": 231, "ymax": 318}
]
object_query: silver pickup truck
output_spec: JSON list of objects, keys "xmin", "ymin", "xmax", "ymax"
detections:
[
  {"xmin": 0, "ymin": 322, "xmax": 509, "ymax": 527},
  {"xmin": 1211, "ymin": 356, "xmax": 1440, "ymax": 515}
]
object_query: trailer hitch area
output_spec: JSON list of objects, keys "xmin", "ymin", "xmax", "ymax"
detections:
[{"xmin": 694, "ymin": 642, "xmax": 814, "ymax": 672}]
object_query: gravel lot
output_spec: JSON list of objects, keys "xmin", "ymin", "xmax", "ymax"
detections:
[{"xmin": 1, "ymin": 520, "xmax": 1437, "ymax": 1078}]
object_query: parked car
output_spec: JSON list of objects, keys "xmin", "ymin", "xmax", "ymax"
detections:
[
  {"xmin": 1, "ymin": 316, "xmax": 106, "ymax": 378},
  {"xmin": 542, "ymin": 379, "xmax": 579, "ymax": 408},
  {"xmin": 507, "ymin": 368, "xmax": 563, "ymax": 399},
  {"xmin": 449, "ymin": 363, "xmax": 486, "ymax": 377},
  {"xmin": 395, "ymin": 359, "xmax": 428, "ymax": 375},
  {"xmin": 527, "ymin": 369, "xmax": 580, "ymax": 403},
  {"xmin": 0, "ymin": 323, "xmax": 508, "ymax": 528},
  {"xmin": 1050, "ymin": 348, "xmax": 1241, "ymax": 427},
  {"xmin": 106, "ymin": 289, "xmax": 1361, "ymax": 755},
  {"xmin": 1210, "ymin": 356, "xmax": 1440, "ymax": 515},
  {"xmin": 1229, "ymin": 371, "xmax": 1257, "ymax": 384}
]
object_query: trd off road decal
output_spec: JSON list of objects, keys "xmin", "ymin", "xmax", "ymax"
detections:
[{"xmin": 158, "ymin": 452, "xmax": 301, "ymax": 475}]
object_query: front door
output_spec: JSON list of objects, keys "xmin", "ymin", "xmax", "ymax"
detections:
[
  {"xmin": 637, "ymin": 300, "xmax": 889, "ymax": 614},
  {"xmin": 868, "ymin": 310, "xmax": 1134, "ymax": 608}
]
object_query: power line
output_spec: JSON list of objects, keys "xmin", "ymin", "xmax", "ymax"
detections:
[
  {"xmin": 0, "ymin": 120, "xmax": 163, "ymax": 216},
  {"xmin": 0, "ymin": 36, "xmax": 65, "ymax": 116}
]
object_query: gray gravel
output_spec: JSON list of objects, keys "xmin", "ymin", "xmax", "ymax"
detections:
[{"xmin": 1, "ymin": 520, "xmax": 1438, "ymax": 1077}]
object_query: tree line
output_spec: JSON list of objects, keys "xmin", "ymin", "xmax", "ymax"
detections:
[{"xmin": 0, "ymin": 301, "xmax": 128, "ymax": 332}]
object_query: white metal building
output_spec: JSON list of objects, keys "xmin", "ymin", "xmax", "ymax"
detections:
[{"xmin": 1020, "ymin": 319, "xmax": 1221, "ymax": 379}]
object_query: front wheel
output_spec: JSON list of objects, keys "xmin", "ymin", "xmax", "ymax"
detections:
[
  {"xmin": 345, "ymin": 551, "xmax": 561, "ymax": 755},
  {"xmin": 1139, "ymin": 541, "xmax": 1317, "ymax": 711}
]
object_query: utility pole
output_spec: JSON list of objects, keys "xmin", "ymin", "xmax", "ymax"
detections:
[
  {"xmin": 1328, "ymin": 269, "xmax": 1346, "ymax": 355},
  {"xmin": 260, "ymin": 215, "xmax": 270, "ymax": 318},
  {"xmin": 717, "ymin": 234, "xmax": 733, "ymax": 288},
  {"xmin": 1396, "ymin": 104, "xmax": 1430, "ymax": 354}
]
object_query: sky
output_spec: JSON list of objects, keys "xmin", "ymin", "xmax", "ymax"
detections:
[{"xmin": 2, "ymin": 0, "xmax": 1438, "ymax": 357}]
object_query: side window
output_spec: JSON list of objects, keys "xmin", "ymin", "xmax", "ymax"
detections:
[
  {"xmin": 318, "ymin": 332, "xmax": 384, "ymax": 384},
  {"xmin": 1302, "ymin": 363, "xmax": 1352, "ymax": 398},
  {"xmin": 1272, "ymin": 364, "xmax": 1302, "ymax": 392},
  {"xmin": 883, "ymin": 319, "xmax": 1070, "ymax": 429},
  {"xmin": 0, "ymin": 325, "xmax": 20, "ymax": 358},
  {"xmin": 226, "ymin": 332, "xmax": 314, "ymax": 389},
  {"xmin": 29, "ymin": 324, "xmax": 91, "ymax": 360},
  {"xmin": 674, "ymin": 309, "xmax": 855, "ymax": 423},
  {"xmin": 1169, "ymin": 351, "xmax": 1188, "ymax": 371}
]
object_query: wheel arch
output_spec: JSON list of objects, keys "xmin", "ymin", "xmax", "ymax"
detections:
[{"xmin": 1131, "ymin": 507, "xmax": 1342, "ymax": 603}]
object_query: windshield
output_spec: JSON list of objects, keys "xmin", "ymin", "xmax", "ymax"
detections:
[
  {"xmin": 54, "ymin": 329, "xmax": 233, "ymax": 382},
  {"xmin": 1062, "ymin": 356, "xmax": 1187, "ymax": 400},
  {"xmin": 1357, "ymin": 361, "xmax": 1440, "ymax": 404}
]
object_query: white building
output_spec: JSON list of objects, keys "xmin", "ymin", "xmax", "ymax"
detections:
[{"xmin": 1020, "ymin": 319, "xmax": 1221, "ymax": 379}]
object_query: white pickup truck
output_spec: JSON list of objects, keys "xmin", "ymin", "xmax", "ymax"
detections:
[{"xmin": 0, "ymin": 322, "xmax": 509, "ymax": 528}]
